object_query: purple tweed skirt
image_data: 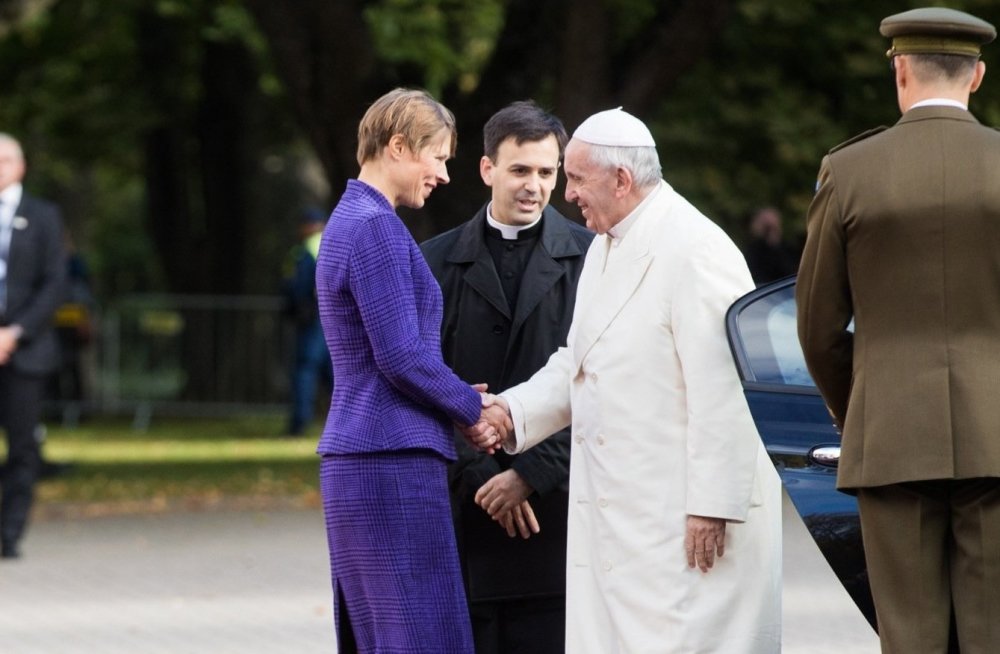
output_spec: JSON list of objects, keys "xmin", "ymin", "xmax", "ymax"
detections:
[{"xmin": 321, "ymin": 450, "xmax": 474, "ymax": 653}]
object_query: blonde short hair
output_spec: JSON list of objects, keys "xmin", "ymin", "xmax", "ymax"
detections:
[{"xmin": 356, "ymin": 88, "xmax": 457, "ymax": 166}]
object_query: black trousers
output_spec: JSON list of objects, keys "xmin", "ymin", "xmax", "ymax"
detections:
[
  {"xmin": 469, "ymin": 595, "xmax": 565, "ymax": 654},
  {"xmin": 0, "ymin": 366, "xmax": 44, "ymax": 546}
]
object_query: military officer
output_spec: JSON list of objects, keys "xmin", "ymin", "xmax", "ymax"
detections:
[{"xmin": 797, "ymin": 8, "xmax": 1000, "ymax": 653}]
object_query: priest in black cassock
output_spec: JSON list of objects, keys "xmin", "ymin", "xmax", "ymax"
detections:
[{"xmin": 421, "ymin": 101, "xmax": 593, "ymax": 654}]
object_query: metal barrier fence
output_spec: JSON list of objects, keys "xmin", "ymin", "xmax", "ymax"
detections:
[{"xmin": 57, "ymin": 294, "xmax": 298, "ymax": 426}]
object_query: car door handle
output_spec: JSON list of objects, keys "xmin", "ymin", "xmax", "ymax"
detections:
[{"xmin": 808, "ymin": 445, "xmax": 841, "ymax": 468}]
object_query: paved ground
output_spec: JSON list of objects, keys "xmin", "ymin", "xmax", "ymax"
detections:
[{"xmin": 0, "ymin": 492, "xmax": 879, "ymax": 653}]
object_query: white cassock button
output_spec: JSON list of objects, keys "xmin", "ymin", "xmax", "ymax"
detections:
[
  {"xmin": 598, "ymin": 498, "xmax": 608, "ymax": 508},
  {"xmin": 596, "ymin": 435, "xmax": 605, "ymax": 445},
  {"xmin": 575, "ymin": 435, "xmax": 584, "ymax": 444},
  {"xmin": 603, "ymin": 560, "xmax": 613, "ymax": 571},
  {"xmin": 589, "ymin": 372, "xmax": 598, "ymax": 382}
]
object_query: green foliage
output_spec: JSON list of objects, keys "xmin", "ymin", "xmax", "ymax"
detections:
[
  {"xmin": 204, "ymin": 1, "xmax": 283, "ymax": 96},
  {"xmin": 0, "ymin": 0, "xmax": 306, "ymax": 298},
  {"xmin": 364, "ymin": 0, "xmax": 504, "ymax": 95},
  {"xmin": 0, "ymin": 2, "xmax": 159, "ymax": 295},
  {"xmin": 608, "ymin": 0, "xmax": 658, "ymax": 47},
  {"xmin": 87, "ymin": 171, "xmax": 166, "ymax": 295},
  {"xmin": 0, "ymin": 3, "xmax": 151, "ymax": 170},
  {"xmin": 5, "ymin": 0, "xmax": 1000, "ymax": 300},
  {"xmin": 654, "ymin": 0, "xmax": 1000, "ymax": 241}
]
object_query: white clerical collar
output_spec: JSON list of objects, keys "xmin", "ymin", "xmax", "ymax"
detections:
[
  {"xmin": 486, "ymin": 203, "xmax": 542, "ymax": 240},
  {"xmin": 909, "ymin": 98, "xmax": 968, "ymax": 111},
  {"xmin": 608, "ymin": 182, "xmax": 661, "ymax": 240}
]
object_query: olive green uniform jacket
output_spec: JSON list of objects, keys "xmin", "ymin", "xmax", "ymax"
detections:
[{"xmin": 797, "ymin": 105, "xmax": 1000, "ymax": 490}]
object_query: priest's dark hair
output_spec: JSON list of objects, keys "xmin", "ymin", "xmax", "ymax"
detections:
[{"xmin": 483, "ymin": 101, "xmax": 568, "ymax": 162}]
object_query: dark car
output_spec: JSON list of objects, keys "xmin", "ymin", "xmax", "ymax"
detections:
[{"xmin": 725, "ymin": 277, "xmax": 877, "ymax": 629}]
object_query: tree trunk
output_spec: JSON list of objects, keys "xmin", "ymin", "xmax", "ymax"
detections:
[
  {"xmin": 196, "ymin": 36, "xmax": 255, "ymax": 295},
  {"xmin": 136, "ymin": 8, "xmax": 200, "ymax": 294},
  {"xmin": 618, "ymin": 0, "xmax": 731, "ymax": 115},
  {"xmin": 243, "ymin": 0, "xmax": 381, "ymax": 202},
  {"xmin": 555, "ymin": 0, "xmax": 614, "ymax": 130}
]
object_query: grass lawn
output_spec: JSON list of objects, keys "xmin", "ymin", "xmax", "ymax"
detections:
[{"xmin": 31, "ymin": 415, "xmax": 322, "ymax": 517}]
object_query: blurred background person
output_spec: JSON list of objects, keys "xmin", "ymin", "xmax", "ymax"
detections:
[
  {"xmin": 421, "ymin": 100, "xmax": 593, "ymax": 654},
  {"xmin": 743, "ymin": 205, "xmax": 800, "ymax": 285},
  {"xmin": 0, "ymin": 133, "xmax": 67, "ymax": 560},
  {"xmin": 49, "ymin": 231, "xmax": 97, "ymax": 429},
  {"xmin": 282, "ymin": 207, "xmax": 332, "ymax": 436}
]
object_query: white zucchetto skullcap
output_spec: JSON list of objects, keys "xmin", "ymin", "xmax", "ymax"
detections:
[{"xmin": 572, "ymin": 107, "xmax": 655, "ymax": 147}]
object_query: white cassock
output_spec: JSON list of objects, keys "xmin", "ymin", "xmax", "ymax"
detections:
[{"xmin": 502, "ymin": 180, "xmax": 782, "ymax": 653}]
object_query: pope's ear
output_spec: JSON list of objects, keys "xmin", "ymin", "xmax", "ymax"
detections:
[
  {"xmin": 615, "ymin": 166, "xmax": 634, "ymax": 197},
  {"xmin": 479, "ymin": 155, "xmax": 495, "ymax": 186}
]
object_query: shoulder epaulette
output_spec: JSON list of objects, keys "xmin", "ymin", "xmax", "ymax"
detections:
[{"xmin": 828, "ymin": 126, "xmax": 889, "ymax": 154}]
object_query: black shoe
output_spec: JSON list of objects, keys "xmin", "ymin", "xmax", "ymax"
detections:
[{"xmin": 1, "ymin": 541, "xmax": 20, "ymax": 559}]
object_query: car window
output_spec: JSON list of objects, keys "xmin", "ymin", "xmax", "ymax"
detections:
[{"xmin": 735, "ymin": 285, "xmax": 815, "ymax": 387}]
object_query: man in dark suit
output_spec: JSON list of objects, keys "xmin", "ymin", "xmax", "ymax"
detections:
[
  {"xmin": 797, "ymin": 8, "xmax": 1000, "ymax": 652},
  {"xmin": 421, "ymin": 101, "xmax": 593, "ymax": 653},
  {"xmin": 0, "ymin": 133, "xmax": 66, "ymax": 559}
]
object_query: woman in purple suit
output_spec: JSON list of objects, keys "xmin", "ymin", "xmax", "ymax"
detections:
[{"xmin": 316, "ymin": 88, "xmax": 495, "ymax": 653}]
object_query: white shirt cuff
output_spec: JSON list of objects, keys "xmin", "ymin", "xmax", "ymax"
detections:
[{"xmin": 499, "ymin": 392, "xmax": 526, "ymax": 454}]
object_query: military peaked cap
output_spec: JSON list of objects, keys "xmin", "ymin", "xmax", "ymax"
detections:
[{"xmin": 881, "ymin": 7, "xmax": 996, "ymax": 58}]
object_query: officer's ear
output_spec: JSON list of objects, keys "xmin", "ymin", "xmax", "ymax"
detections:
[
  {"xmin": 893, "ymin": 55, "xmax": 909, "ymax": 90},
  {"xmin": 971, "ymin": 60, "xmax": 986, "ymax": 93}
]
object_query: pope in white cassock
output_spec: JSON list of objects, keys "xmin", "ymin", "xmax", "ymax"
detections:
[{"xmin": 480, "ymin": 108, "xmax": 782, "ymax": 653}]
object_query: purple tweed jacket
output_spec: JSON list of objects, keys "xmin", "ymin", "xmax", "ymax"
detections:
[{"xmin": 316, "ymin": 180, "xmax": 482, "ymax": 460}]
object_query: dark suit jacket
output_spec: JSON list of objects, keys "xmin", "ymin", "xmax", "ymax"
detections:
[
  {"xmin": 421, "ymin": 205, "xmax": 593, "ymax": 601},
  {"xmin": 797, "ymin": 106, "xmax": 1000, "ymax": 490},
  {"xmin": 3, "ymin": 192, "xmax": 66, "ymax": 376}
]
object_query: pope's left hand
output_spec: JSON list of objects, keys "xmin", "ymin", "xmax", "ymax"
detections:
[{"xmin": 685, "ymin": 515, "xmax": 726, "ymax": 573}]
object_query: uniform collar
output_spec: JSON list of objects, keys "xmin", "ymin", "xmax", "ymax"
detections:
[
  {"xmin": 909, "ymin": 98, "xmax": 968, "ymax": 111},
  {"xmin": 898, "ymin": 103, "xmax": 979, "ymax": 127}
]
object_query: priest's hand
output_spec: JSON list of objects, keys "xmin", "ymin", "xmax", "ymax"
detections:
[
  {"xmin": 475, "ymin": 468, "xmax": 533, "ymax": 518},
  {"xmin": 685, "ymin": 515, "xmax": 726, "ymax": 572},
  {"xmin": 496, "ymin": 499, "xmax": 540, "ymax": 539}
]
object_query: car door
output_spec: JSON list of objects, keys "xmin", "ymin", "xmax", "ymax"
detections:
[{"xmin": 725, "ymin": 277, "xmax": 876, "ymax": 628}]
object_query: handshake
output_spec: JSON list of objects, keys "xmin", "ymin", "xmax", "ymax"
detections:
[{"xmin": 459, "ymin": 385, "xmax": 513, "ymax": 454}]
